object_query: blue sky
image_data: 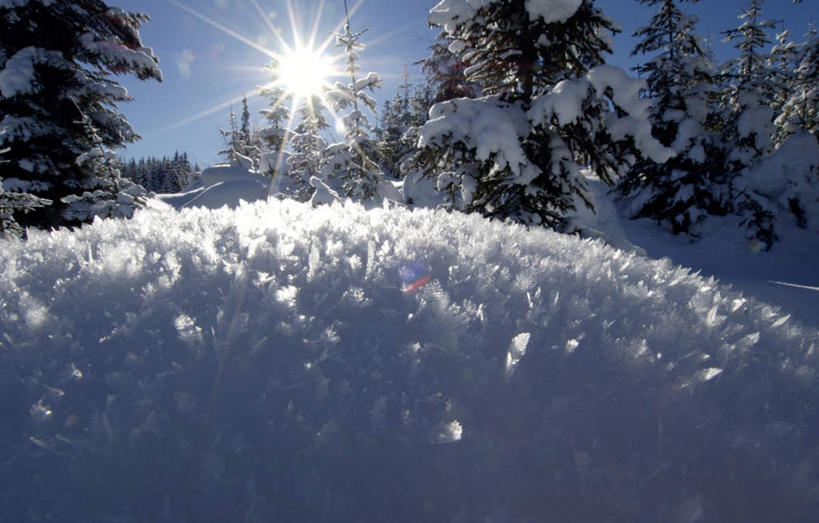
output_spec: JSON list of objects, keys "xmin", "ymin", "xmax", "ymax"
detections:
[{"xmin": 115, "ymin": 0, "xmax": 817, "ymax": 167}]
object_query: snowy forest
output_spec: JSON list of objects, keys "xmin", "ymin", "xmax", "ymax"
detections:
[
  {"xmin": 2, "ymin": 0, "xmax": 817, "ymax": 246},
  {"xmin": 1, "ymin": 0, "xmax": 818, "ymax": 521}
]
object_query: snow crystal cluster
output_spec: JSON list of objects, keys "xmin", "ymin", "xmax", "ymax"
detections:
[{"xmin": 1, "ymin": 200, "xmax": 816, "ymax": 521}]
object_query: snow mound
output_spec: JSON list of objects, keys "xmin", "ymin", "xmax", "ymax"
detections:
[
  {"xmin": 172, "ymin": 163, "xmax": 271, "ymax": 210},
  {"xmin": 1, "ymin": 201, "xmax": 817, "ymax": 521}
]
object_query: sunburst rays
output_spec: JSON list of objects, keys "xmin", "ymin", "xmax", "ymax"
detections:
[{"xmin": 164, "ymin": 0, "xmax": 392, "ymax": 181}]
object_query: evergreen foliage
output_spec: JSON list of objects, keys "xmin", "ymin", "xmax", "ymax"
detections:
[
  {"xmin": 375, "ymin": 68, "xmax": 413, "ymax": 178},
  {"xmin": 286, "ymin": 96, "xmax": 329, "ymax": 201},
  {"xmin": 258, "ymin": 63, "xmax": 291, "ymax": 176},
  {"xmin": 0, "ymin": 0, "xmax": 161, "ymax": 230},
  {"xmin": 418, "ymin": 0, "xmax": 672, "ymax": 230},
  {"xmin": 375, "ymin": 69, "xmax": 435, "ymax": 179},
  {"xmin": 323, "ymin": 23, "xmax": 384, "ymax": 201},
  {"xmin": 420, "ymin": 33, "xmax": 481, "ymax": 104},
  {"xmin": 217, "ymin": 98, "xmax": 267, "ymax": 171},
  {"xmin": 719, "ymin": 0, "xmax": 779, "ymax": 163},
  {"xmin": 61, "ymin": 144, "xmax": 151, "ymax": 222},
  {"xmin": 121, "ymin": 151, "xmax": 195, "ymax": 193},
  {"xmin": 623, "ymin": 0, "xmax": 819, "ymax": 249},
  {"xmin": 775, "ymin": 24, "xmax": 819, "ymax": 142},
  {"xmin": 0, "ymin": 136, "xmax": 51, "ymax": 238},
  {"xmin": 718, "ymin": 0, "xmax": 782, "ymax": 247},
  {"xmin": 619, "ymin": 0, "xmax": 729, "ymax": 235}
]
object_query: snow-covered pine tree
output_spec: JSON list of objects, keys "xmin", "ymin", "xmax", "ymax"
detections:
[
  {"xmin": 323, "ymin": 21, "xmax": 384, "ymax": 201},
  {"xmin": 218, "ymin": 108, "xmax": 249, "ymax": 168},
  {"xmin": 418, "ymin": 0, "xmax": 673, "ymax": 230},
  {"xmin": 60, "ymin": 145, "xmax": 151, "ymax": 222},
  {"xmin": 775, "ymin": 24, "xmax": 818, "ymax": 142},
  {"xmin": 0, "ymin": 180, "xmax": 50, "ymax": 238},
  {"xmin": 0, "ymin": 0, "xmax": 161, "ymax": 229},
  {"xmin": 240, "ymin": 94, "xmax": 252, "ymax": 144},
  {"xmin": 258, "ymin": 64, "xmax": 291, "ymax": 177},
  {"xmin": 719, "ymin": 0, "xmax": 779, "ymax": 164},
  {"xmin": 376, "ymin": 67, "xmax": 416, "ymax": 178},
  {"xmin": 395, "ymin": 82, "xmax": 437, "ymax": 179},
  {"xmin": 719, "ymin": 0, "xmax": 781, "ymax": 247},
  {"xmin": 740, "ymin": 22, "xmax": 819, "ymax": 236},
  {"xmin": 619, "ymin": 0, "xmax": 728, "ymax": 235},
  {"xmin": 0, "ymin": 136, "xmax": 51, "ymax": 238},
  {"xmin": 286, "ymin": 96, "xmax": 329, "ymax": 201},
  {"xmin": 768, "ymin": 28, "xmax": 800, "ymax": 147},
  {"xmin": 420, "ymin": 32, "xmax": 481, "ymax": 104}
]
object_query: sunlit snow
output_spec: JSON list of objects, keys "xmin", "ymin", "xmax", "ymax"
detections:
[{"xmin": 1, "ymin": 199, "xmax": 817, "ymax": 521}]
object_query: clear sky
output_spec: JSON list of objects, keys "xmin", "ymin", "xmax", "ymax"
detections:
[{"xmin": 114, "ymin": 0, "xmax": 817, "ymax": 168}]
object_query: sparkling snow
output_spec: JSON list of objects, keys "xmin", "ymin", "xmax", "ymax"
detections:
[{"xmin": 1, "ymin": 199, "xmax": 817, "ymax": 521}]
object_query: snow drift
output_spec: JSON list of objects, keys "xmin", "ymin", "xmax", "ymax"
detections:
[{"xmin": 1, "ymin": 200, "xmax": 817, "ymax": 522}]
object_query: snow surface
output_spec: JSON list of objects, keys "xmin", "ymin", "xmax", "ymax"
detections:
[
  {"xmin": 156, "ymin": 163, "xmax": 272, "ymax": 211},
  {"xmin": 1, "ymin": 198, "xmax": 817, "ymax": 521}
]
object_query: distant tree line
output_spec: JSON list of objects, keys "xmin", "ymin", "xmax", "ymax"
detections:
[{"xmin": 121, "ymin": 152, "xmax": 197, "ymax": 194}]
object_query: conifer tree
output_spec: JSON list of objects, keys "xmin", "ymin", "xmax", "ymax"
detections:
[
  {"xmin": 395, "ymin": 82, "xmax": 437, "ymax": 178},
  {"xmin": 0, "ymin": 136, "xmax": 51, "ymax": 238},
  {"xmin": 421, "ymin": 33, "xmax": 481, "ymax": 104},
  {"xmin": 719, "ymin": 0, "xmax": 779, "ymax": 164},
  {"xmin": 324, "ymin": 21, "xmax": 384, "ymax": 201},
  {"xmin": 719, "ymin": 0, "xmax": 781, "ymax": 247},
  {"xmin": 287, "ymin": 96, "xmax": 329, "ymax": 201},
  {"xmin": 376, "ymin": 67, "xmax": 416, "ymax": 178},
  {"xmin": 218, "ymin": 108, "xmax": 243, "ymax": 164},
  {"xmin": 768, "ymin": 28, "xmax": 799, "ymax": 146},
  {"xmin": 776, "ymin": 24, "xmax": 819, "ymax": 142},
  {"xmin": 619, "ymin": 0, "xmax": 727, "ymax": 235},
  {"xmin": 418, "ymin": 0, "xmax": 672, "ymax": 229},
  {"xmin": 0, "ymin": 0, "xmax": 162, "ymax": 229},
  {"xmin": 258, "ymin": 65, "xmax": 291, "ymax": 177},
  {"xmin": 240, "ymin": 94, "xmax": 252, "ymax": 144}
]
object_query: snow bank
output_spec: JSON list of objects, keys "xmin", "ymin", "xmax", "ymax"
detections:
[
  {"xmin": 1, "ymin": 201, "xmax": 817, "ymax": 521},
  {"xmin": 168, "ymin": 163, "xmax": 272, "ymax": 210},
  {"xmin": 740, "ymin": 132, "xmax": 819, "ymax": 231}
]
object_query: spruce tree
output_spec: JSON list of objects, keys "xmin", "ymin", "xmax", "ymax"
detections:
[
  {"xmin": 619, "ymin": 0, "xmax": 727, "ymax": 235},
  {"xmin": 218, "ymin": 108, "xmax": 243, "ymax": 164},
  {"xmin": 419, "ymin": 0, "xmax": 672, "ymax": 229},
  {"xmin": 420, "ymin": 32, "xmax": 481, "ymax": 104},
  {"xmin": 0, "ymin": 0, "xmax": 162, "ymax": 229},
  {"xmin": 376, "ymin": 67, "xmax": 416, "ymax": 178},
  {"xmin": 719, "ymin": 0, "xmax": 781, "ymax": 247},
  {"xmin": 287, "ymin": 96, "xmax": 329, "ymax": 201},
  {"xmin": 323, "ymin": 22, "xmax": 384, "ymax": 201},
  {"xmin": 776, "ymin": 24, "xmax": 819, "ymax": 142},
  {"xmin": 258, "ymin": 65, "xmax": 291, "ymax": 177},
  {"xmin": 768, "ymin": 28, "xmax": 799, "ymax": 146},
  {"xmin": 0, "ymin": 135, "xmax": 51, "ymax": 238},
  {"xmin": 240, "ymin": 94, "xmax": 252, "ymax": 144},
  {"xmin": 720, "ymin": 0, "xmax": 779, "ymax": 164}
]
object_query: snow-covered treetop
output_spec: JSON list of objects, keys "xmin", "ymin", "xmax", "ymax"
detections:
[
  {"xmin": 430, "ymin": 0, "xmax": 583, "ymax": 32},
  {"xmin": 721, "ymin": 0, "xmax": 778, "ymax": 91},
  {"xmin": 427, "ymin": 0, "xmax": 620, "ymax": 101}
]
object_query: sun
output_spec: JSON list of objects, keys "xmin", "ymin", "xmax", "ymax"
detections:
[{"xmin": 275, "ymin": 45, "xmax": 335, "ymax": 100}]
